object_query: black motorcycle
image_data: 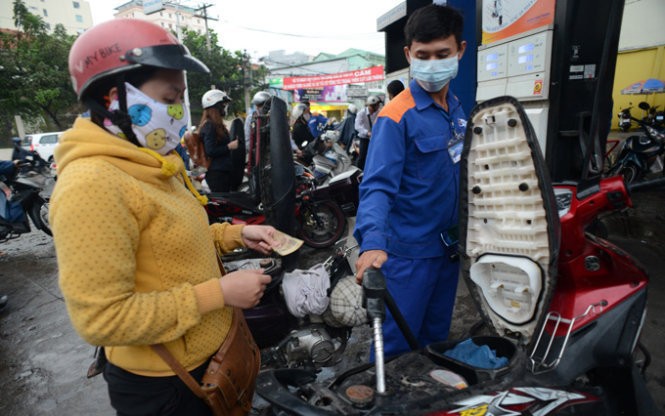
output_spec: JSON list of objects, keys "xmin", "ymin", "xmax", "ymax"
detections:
[
  {"xmin": 0, "ymin": 152, "xmax": 53, "ymax": 242},
  {"xmin": 606, "ymin": 114, "xmax": 665, "ymax": 183},
  {"xmin": 224, "ymin": 239, "xmax": 363, "ymax": 370},
  {"xmin": 638, "ymin": 101, "xmax": 664, "ymax": 128}
]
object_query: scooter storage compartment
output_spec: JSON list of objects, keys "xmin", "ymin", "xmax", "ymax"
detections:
[{"xmin": 426, "ymin": 336, "xmax": 516, "ymax": 384}]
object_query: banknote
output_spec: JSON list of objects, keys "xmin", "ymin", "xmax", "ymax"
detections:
[{"xmin": 272, "ymin": 230, "xmax": 304, "ymax": 256}]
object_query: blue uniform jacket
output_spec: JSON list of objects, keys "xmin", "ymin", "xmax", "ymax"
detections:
[{"xmin": 353, "ymin": 79, "xmax": 466, "ymax": 258}]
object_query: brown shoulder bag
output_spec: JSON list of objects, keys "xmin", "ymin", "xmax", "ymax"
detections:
[{"xmin": 152, "ymin": 307, "xmax": 260, "ymax": 416}]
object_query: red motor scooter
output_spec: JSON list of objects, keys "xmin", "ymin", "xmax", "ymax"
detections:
[{"xmin": 255, "ymin": 96, "xmax": 660, "ymax": 415}]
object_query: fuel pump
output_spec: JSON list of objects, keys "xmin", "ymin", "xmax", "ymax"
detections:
[{"xmin": 379, "ymin": 0, "xmax": 625, "ymax": 184}]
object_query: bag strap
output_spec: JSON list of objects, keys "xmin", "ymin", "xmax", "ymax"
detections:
[
  {"xmin": 150, "ymin": 307, "xmax": 240, "ymax": 399},
  {"xmin": 151, "ymin": 344, "xmax": 207, "ymax": 399},
  {"xmin": 151, "ymin": 258, "xmax": 230, "ymax": 400}
]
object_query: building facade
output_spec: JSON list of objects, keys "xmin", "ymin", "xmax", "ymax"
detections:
[
  {"xmin": 264, "ymin": 48, "xmax": 386, "ymax": 118},
  {"xmin": 0, "ymin": 0, "xmax": 93, "ymax": 34},
  {"xmin": 114, "ymin": 0, "xmax": 207, "ymax": 35}
]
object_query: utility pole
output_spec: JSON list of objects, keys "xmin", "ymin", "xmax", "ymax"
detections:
[
  {"xmin": 195, "ymin": 3, "xmax": 216, "ymax": 89},
  {"xmin": 243, "ymin": 50, "xmax": 251, "ymax": 113}
]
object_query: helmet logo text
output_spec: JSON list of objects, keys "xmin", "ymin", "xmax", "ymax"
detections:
[{"xmin": 74, "ymin": 43, "xmax": 122, "ymax": 73}]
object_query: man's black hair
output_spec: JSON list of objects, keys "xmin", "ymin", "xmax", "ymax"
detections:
[
  {"xmin": 404, "ymin": 4, "xmax": 464, "ymax": 48},
  {"xmin": 387, "ymin": 80, "xmax": 405, "ymax": 98}
]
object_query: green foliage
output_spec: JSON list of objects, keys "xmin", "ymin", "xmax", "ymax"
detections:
[
  {"xmin": 180, "ymin": 29, "xmax": 268, "ymax": 119},
  {"xmin": 0, "ymin": 0, "xmax": 78, "ymax": 137}
]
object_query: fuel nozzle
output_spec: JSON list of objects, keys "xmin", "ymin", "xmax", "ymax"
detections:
[{"xmin": 362, "ymin": 267, "xmax": 387, "ymax": 394}]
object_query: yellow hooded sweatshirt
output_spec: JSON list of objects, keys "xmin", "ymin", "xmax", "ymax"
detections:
[{"xmin": 50, "ymin": 117, "xmax": 245, "ymax": 376}]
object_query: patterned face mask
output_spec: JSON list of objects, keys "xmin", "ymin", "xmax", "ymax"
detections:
[{"xmin": 106, "ymin": 82, "xmax": 189, "ymax": 155}]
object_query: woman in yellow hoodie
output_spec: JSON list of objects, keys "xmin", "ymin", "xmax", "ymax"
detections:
[{"xmin": 51, "ymin": 19, "xmax": 276, "ymax": 415}]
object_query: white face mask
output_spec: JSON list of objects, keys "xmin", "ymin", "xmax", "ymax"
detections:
[{"xmin": 105, "ymin": 82, "xmax": 189, "ymax": 155}]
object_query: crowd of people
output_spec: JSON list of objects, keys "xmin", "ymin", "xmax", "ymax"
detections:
[{"xmin": 1, "ymin": 2, "xmax": 470, "ymax": 414}]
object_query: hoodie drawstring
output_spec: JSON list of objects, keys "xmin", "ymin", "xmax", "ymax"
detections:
[{"xmin": 138, "ymin": 148, "xmax": 209, "ymax": 206}]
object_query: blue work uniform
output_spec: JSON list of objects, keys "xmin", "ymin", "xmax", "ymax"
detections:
[{"xmin": 353, "ymin": 79, "xmax": 466, "ymax": 357}]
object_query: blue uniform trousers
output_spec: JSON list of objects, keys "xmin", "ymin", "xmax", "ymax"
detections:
[{"xmin": 371, "ymin": 254, "xmax": 459, "ymax": 360}]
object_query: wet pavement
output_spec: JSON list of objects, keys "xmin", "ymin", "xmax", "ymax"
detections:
[{"xmin": 1, "ymin": 174, "xmax": 664, "ymax": 415}]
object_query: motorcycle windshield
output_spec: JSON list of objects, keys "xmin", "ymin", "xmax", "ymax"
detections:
[
  {"xmin": 267, "ymin": 97, "xmax": 296, "ymax": 236},
  {"xmin": 459, "ymin": 96, "xmax": 560, "ymax": 347}
]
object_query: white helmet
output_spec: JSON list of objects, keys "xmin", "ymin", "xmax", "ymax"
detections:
[
  {"xmin": 252, "ymin": 91, "xmax": 271, "ymax": 107},
  {"xmin": 291, "ymin": 103, "xmax": 307, "ymax": 120},
  {"xmin": 202, "ymin": 89, "xmax": 231, "ymax": 109},
  {"xmin": 366, "ymin": 96, "xmax": 382, "ymax": 106},
  {"xmin": 347, "ymin": 104, "xmax": 358, "ymax": 115}
]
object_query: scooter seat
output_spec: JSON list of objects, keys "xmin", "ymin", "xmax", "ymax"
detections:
[
  {"xmin": 208, "ymin": 191, "xmax": 260, "ymax": 212},
  {"xmin": 460, "ymin": 96, "xmax": 560, "ymax": 346}
]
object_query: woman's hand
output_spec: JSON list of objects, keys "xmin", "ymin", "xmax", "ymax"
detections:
[
  {"xmin": 241, "ymin": 225, "xmax": 280, "ymax": 255},
  {"xmin": 355, "ymin": 250, "xmax": 387, "ymax": 284},
  {"xmin": 220, "ymin": 269, "xmax": 271, "ymax": 308},
  {"xmin": 228, "ymin": 139, "xmax": 239, "ymax": 150}
]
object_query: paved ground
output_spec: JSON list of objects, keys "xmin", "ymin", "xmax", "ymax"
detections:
[{"xmin": 1, "ymin": 145, "xmax": 664, "ymax": 415}]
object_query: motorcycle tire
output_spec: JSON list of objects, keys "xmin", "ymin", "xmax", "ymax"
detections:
[
  {"xmin": 619, "ymin": 163, "xmax": 641, "ymax": 184},
  {"xmin": 28, "ymin": 199, "xmax": 52, "ymax": 236},
  {"xmin": 298, "ymin": 200, "xmax": 346, "ymax": 249}
]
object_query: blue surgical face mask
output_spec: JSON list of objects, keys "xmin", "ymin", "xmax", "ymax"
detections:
[{"xmin": 410, "ymin": 55, "xmax": 459, "ymax": 93}]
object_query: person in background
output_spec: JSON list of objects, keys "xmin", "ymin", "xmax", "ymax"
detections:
[
  {"xmin": 353, "ymin": 3, "xmax": 467, "ymax": 358},
  {"xmin": 336, "ymin": 104, "xmax": 358, "ymax": 151},
  {"xmin": 199, "ymin": 89, "xmax": 237, "ymax": 192},
  {"xmin": 244, "ymin": 91, "xmax": 272, "ymax": 156},
  {"xmin": 291, "ymin": 103, "xmax": 314, "ymax": 150},
  {"xmin": 387, "ymin": 80, "xmax": 405, "ymax": 100},
  {"xmin": 0, "ymin": 158, "xmax": 21, "ymax": 308},
  {"xmin": 354, "ymin": 95, "xmax": 383, "ymax": 170},
  {"xmin": 11, "ymin": 137, "xmax": 30, "ymax": 162},
  {"xmin": 52, "ymin": 19, "xmax": 276, "ymax": 414},
  {"xmin": 308, "ymin": 110, "xmax": 329, "ymax": 139}
]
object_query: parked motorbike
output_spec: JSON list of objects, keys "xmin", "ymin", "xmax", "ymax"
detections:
[
  {"xmin": 617, "ymin": 106, "xmax": 633, "ymax": 132},
  {"xmin": 0, "ymin": 152, "xmax": 53, "ymax": 242},
  {"xmin": 638, "ymin": 101, "xmax": 664, "ymax": 128},
  {"xmin": 255, "ymin": 97, "xmax": 660, "ymax": 415},
  {"xmin": 606, "ymin": 113, "xmax": 665, "ymax": 183},
  {"xmin": 206, "ymin": 97, "xmax": 360, "ymax": 249},
  {"xmin": 206, "ymin": 165, "xmax": 357, "ymax": 248},
  {"xmin": 224, "ymin": 239, "xmax": 363, "ymax": 370},
  {"xmin": 301, "ymin": 130, "xmax": 356, "ymax": 186}
]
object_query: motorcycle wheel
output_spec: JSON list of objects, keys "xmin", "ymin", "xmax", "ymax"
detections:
[
  {"xmin": 298, "ymin": 200, "xmax": 346, "ymax": 249},
  {"xmin": 29, "ymin": 200, "xmax": 52, "ymax": 236},
  {"xmin": 619, "ymin": 164, "xmax": 641, "ymax": 184}
]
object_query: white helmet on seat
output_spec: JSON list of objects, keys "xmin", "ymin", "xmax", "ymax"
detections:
[
  {"xmin": 252, "ymin": 91, "xmax": 271, "ymax": 107},
  {"xmin": 202, "ymin": 89, "xmax": 231, "ymax": 109}
]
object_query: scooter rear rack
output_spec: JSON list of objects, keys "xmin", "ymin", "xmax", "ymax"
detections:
[{"xmin": 528, "ymin": 301, "xmax": 605, "ymax": 374}]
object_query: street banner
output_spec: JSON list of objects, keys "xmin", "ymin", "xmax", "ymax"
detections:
[{"xmin": 283, "ymin": 66, "xmax": 384, "ymax": 90}]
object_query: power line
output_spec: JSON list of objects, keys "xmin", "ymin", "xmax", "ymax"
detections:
[{"xmin": 218, "ymin": 19, "xmax": 384, "ymax": 40}]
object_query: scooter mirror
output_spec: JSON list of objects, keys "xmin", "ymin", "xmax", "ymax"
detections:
[{"xmin": 638, "ymin": 101, "xmax": 650, "ymax": 111}]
